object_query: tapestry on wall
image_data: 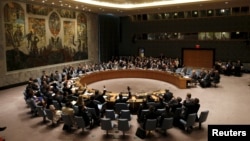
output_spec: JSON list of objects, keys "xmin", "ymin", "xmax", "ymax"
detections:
[{"xmin": 4, "ymin": 2, "xmax": 88, "ymax": 71}]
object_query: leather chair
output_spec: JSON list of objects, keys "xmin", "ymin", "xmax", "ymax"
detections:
[
  {"xmin": 105, "ymin": 109, "xmax": 118, "ymax": 120},
  {"xmin": 45, "ymin": 109, "xmax": 54, "ymax": 125},
  {"xmin": 61, "ymin": 114, "xmax": 75, "ymax": 131},
  {"xmin": 159, "ymin": 117, "xmax": 174, "ymax": 135},
  {"xmin": 198, "ymin": 110, "xmax": 209, "ymax": 129},
  {"xmin": 52, "ymin": 100, "xmax": 61, "ymax": 110},
  {"xmin": 74, "ymin": 116, "xmax": 86, "ymax": 132},
  {"xmin": 120, "ymin": 110, "xmax": 132, "ymax": 121},
  {"xmin": 144, "ymin": 119, "xmax": 157, "ymax": 136},
  {"xmin": 179, "ymin": 113, "xmax": 197, "ymax": 133},
  {"xmin": 114, "ymin": 103, "xmax": 129, "ymax": 115},
  {"xmin": 118, "ymin": 118, "xmax": 131, "ymax": 136},
  {"xmin": 36, "ymin": 106, "xmax": 47, "ymax": 122},
  {"xmin": 138, "ymin": 109, "xmax": 149, "ymax": 123},
  {"xmin": 100, "ymin": 118, "xmax": 114, "ymax": 135},
  {"xmin": 156, "ymin": 108, "xmax": 166, "ymax": 115}
]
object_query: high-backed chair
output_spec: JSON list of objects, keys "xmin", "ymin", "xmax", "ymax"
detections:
[
  {"xmin": 173, "ymin": 107, "xmax": 182, "ymax": 126},
  {"xmin": 86, "ymin": 107, "xmax": 98, "ymax": 126},
  {"xmin": 120, "ymin": 110, "xmax": 132, "ymax": 121},
  {"xmin": 36, "ymin": 106, "xmax": 47, "ymax": 122},
  {"xmin": 26, "ymin": 98, "xmax": 38, "ymax": 116},
  {"xmin": 100, "ymin": 118, "xmax": 114, "ymax": 135},
  {"xmin": 118, "ymin": 118, "xmax": 131, "ymax": 136},
  {"xmin": 61, "ymin": 114, "xmax": 75, "ymax": 131},
  {"xmin": 52, "ymin": 100, "xmax": 61, "ymax": 110},
  {"xmin": 156, "ymin": 108, "xmax": 166, "ymax": 115},
  {"xmin": 105, "ymin": 109, "xmax": 118, "ymax": 120},
  {"xmin": 138, "ymin": 109, "xmax": 149, "ymax": 123},
  {"xmin": 198, "ymin": 110, "xmax": 209, "ymax": 129},
  {"xmin": 45, "ymin": 109, "xmax": 54, "ymax": 125},
  {"xmin": 159, "ymin": 117, "xmax": 174, "ymax": 135},
  {"xmin": 115, "ymin": 103, "xmax": 129, "ymax": 114},
  {"xmin": 174, "ymin": 107, "xmax": 182, "ymax": 118},
  {"xmin": 74, "ymin": 116, "xmax": 86, "ymax": 132},
  {"xmin": 144, "ymin": 119, "xmax": 157, "ymax": 135},
  {"xmin": 179, "ymin": 113, "xmax": 197, "ymax": 133},
  {"xmin": 86, "ymin": 107, "xmax": 97, "ymax": 118}
]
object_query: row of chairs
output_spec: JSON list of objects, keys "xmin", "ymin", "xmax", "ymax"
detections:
[
  {"xmin": 36, "ymin": 105, "xmax": 89, "ymax": 132},
  {"xmin": 100, "ymin": 118, "xmax": 131, "ymax": 136},
  {"xmin": 180, "ymin": 110, "xmax": 209, "ymax": 133},
  {"xmin": 100, "ymin": 108, "xmax": 133, "ymax": 136},
  {"xmin": 27, "ymin": 97, "xmax": 209, "ymax": 136},
  {"xmin": 100, "ymin": 116, "xmax": 174, "ymax": 137},
  {"xmin": 141, "ymin": 110, "xmax": 209, "ymax": 136}
]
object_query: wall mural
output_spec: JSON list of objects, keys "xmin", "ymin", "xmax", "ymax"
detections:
[
  {"xmin": 27, "ymin": 18, "xmax": 46, "ymax": 56},
  {"xmin": 4, "ymin": 2, "xmax": 88, "ymax": 71},
  {"xmin": 76, "ymin": 13, "xmax": 88, "ymax": 59},
  {"xmin": 63, "ymin": 21, "xmax": 75, "ymax": 49},
  {"xmin": 26, "ymin": 4, "xmax": 53, "ymax": 15},
  {"xmin": 57, "ymin": 9, "xmax": 76, "ymax": 19},
  {"xmin": 4, "ymin": 2, "xmax": 26, "ymax": 71}
]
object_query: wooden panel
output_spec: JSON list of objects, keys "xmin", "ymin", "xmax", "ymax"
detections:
[
  {"xmin": 79, "ymin": 70, "xmax": 189, "ymax": 89},
  {"xmin": 183, "ymin": 49, "xmax": 214, "ymax": 68}
]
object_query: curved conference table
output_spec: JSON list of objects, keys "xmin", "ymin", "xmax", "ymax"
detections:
[
  {"xmin": 79, "ymin": 69, "xmax": 189, "ymax": 89},
  {"xmin": 77, "ymin": 69, "xmax": 190, "ymax": 113}
]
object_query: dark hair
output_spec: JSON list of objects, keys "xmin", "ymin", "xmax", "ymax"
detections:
[
  {"xmin": 90, "ymin": 95, "xmax": 95, "ymax": 100},
  {"xmin": 149, "ymin": 105, "xmax": 155, "ymax": 111},
  {"xmin": 194, "ymin": 98, "xmax": 200, "ymax": 104},
  {"xmin": 119, "ymin": 93, "xmax": 123, "ymax": 99},
  {"xmin": 177, "ymin": 97, "xmax": 182, "ymax": 102},
  {"xmin": 66, "ymin": 102, "xmax": 72, "ymax": 107}
]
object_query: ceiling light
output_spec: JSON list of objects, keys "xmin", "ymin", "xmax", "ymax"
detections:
[{"xmin": 74, "ymin": 0, "xmax": 211, "ymax": 9}]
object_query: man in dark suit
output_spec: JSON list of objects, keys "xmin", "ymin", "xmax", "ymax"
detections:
[
  {"xmin": 182, "ymin": 98, "xmax": 200, "ymax": 121},
  {"xmin": 199, "ymin": 70, "xmax": 212, "ymax": 88},
  {"xmin": 163, "ymin": 89, "xmax": 173, "ymax": 103},
  {"xmin": 94, "ymin": 90, "xmax": 106, "ymax": 104},
  {"xmin": 234, "ymin": 60, "xmax": 243, "ymax": 76},
  {"xmin": 86, "ymin": 95, "xmax": 100, "ymax": 126},
  {"xmin": 143, "ymin": 105, "xmax": 160, "ymax": 129},
  {"xmin": 115, "ymin": 92, "xmax": 131, "ymax": 103}
]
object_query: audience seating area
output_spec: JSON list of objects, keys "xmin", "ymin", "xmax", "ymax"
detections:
[
  {"xmin": 24, "ymin": 56, "xmax": 250, "ymax": 139},
  {"xmin": 23, "ymin": 74, "xmax": 210, "ymax": 138}
]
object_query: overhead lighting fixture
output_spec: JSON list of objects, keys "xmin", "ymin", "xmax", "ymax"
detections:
[{"xmin": 74, "ymin": 0, "xmax": 212, "ymax": 9}]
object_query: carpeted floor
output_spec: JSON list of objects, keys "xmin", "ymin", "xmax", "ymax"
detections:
[{"xmin": 0, "ymin": 73, "xmax": 249, "ymax": 141}]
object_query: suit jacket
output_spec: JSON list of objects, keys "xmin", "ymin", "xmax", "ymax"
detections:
[
  {"xmin": 95, "ymin": 94, "xmax": 106, "ymax": 104},
  {"xmin": 163, "ymin": 92, "xmax": 173, "ymax": 102},
  {"xmin": 86, "ymin": 100, "xmax": 100, "ymax": 116},
  {"xmin": 183, "ymin": 103, "xmax": 200, "ymax": 120}
]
